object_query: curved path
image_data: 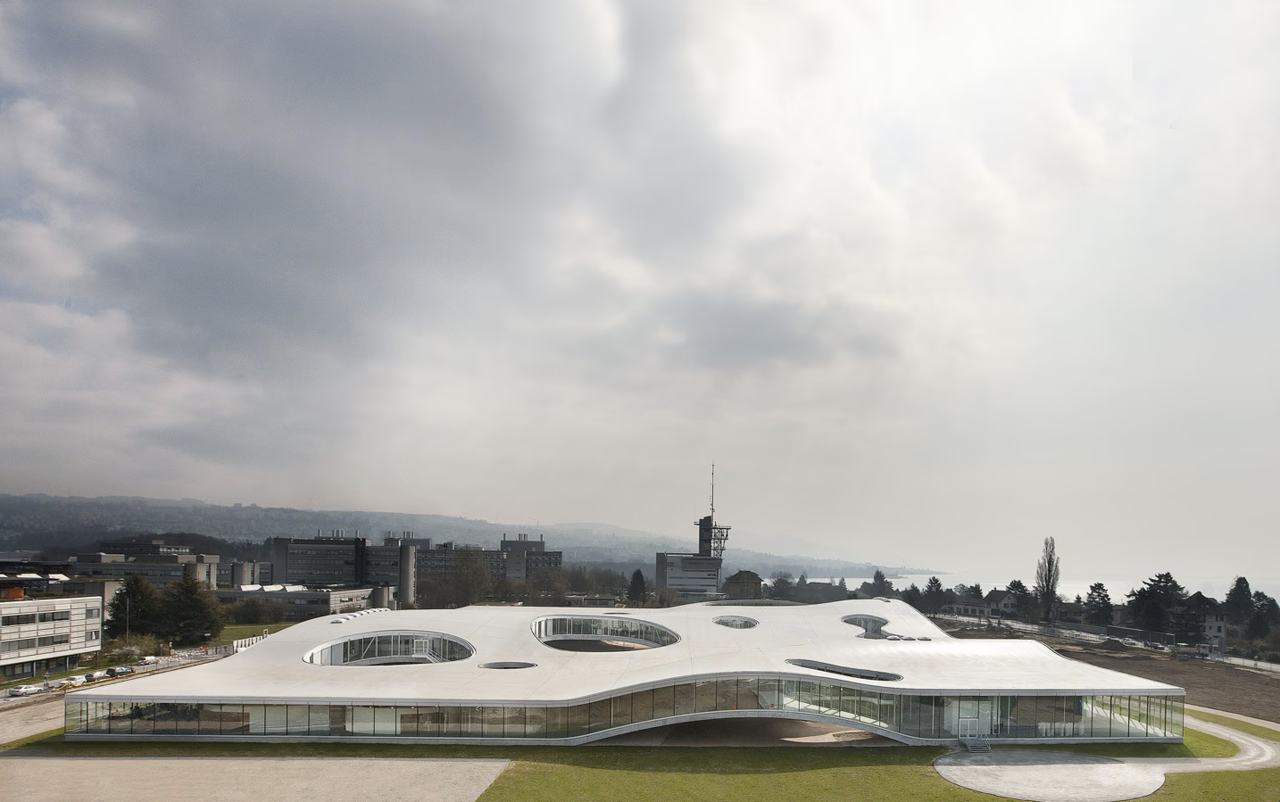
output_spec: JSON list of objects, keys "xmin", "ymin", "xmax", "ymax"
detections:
[{"xmin": 934, "ymin": 710, "xmax": 1280, "ymax": 802}]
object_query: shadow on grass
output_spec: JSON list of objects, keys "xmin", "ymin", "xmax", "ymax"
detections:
[
  {"xmin": 13, "ymin": 737, "xmax": 946, "ymax": 774},
  {"xmin": 997, "ymin": 727, "xmax": 1236, "ymax": 760}
]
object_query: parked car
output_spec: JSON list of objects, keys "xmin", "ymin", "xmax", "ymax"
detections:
[
  {"xmin": 137, "ymin": 656, "xmax": 159, "ymax": 666},
  {"xmin": 106, "ymin": 666, "xmax": 134, "ymax": 677},
  {"xmin": 7, "ymin": 684, "xmax": 44, "ymax": 697},
  {"xmin": 87, "ymin": 670, "xmax": 112, "ymax": 682},
  {"xmin": 61, "ymin": 675, "xmax": 87, "ymax": 687}
]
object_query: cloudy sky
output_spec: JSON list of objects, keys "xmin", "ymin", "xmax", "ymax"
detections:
[{"xmin": 2, "ymin": 2, "xmax": 1277, "ymax": 590}]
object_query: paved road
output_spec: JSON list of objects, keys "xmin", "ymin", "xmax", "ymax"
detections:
[
  {"xmin": 935, "ymin": 710, "xmax": 1280, "ymax": 802},
  {"xmin": 0, "ymin": 756, "xmax": 510, "ymax": 802}
]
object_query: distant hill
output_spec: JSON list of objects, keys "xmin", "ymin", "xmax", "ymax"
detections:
[{"xmin": 0, "ymin": 494, "xmax": 939, "ymax": 580}]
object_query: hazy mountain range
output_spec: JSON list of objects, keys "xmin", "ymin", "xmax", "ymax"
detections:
[{"xmin": 0, "ymin": 494, "xmax": 940, "ymax": 581}]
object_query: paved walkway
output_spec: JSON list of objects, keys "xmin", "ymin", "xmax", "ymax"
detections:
[
  {"xmin": 934, "ymin": 710, "xmax": 1280, "ymax": 802},
  {"xmin": 0, "ymin": 695, "xmax": 63, "ymax": 746},
  {"xmin": 0, "ymin": 756, "xmax": 510, "ymax": 802}
]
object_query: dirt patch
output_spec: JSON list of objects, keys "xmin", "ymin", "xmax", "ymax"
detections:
[
  {"xmin": 1065, "ymin": 649, "xmax": 1280, "ymax": 723},
  {"xmin": 945, "ymin": 625, "xmax": 1280, "ymax": 723}
]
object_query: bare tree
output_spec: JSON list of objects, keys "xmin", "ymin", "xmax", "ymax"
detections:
[{"xmin": 1034, "ymin": 537, "xmax": 1060, "ymax": 623}]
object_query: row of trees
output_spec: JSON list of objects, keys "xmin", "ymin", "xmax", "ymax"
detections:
[{"xmin": 104, "ymin": 575, "xmax": 226, "ymax": 647}]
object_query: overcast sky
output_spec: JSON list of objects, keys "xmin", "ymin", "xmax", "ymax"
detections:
[{"xmin": 2, "ymin": 2, "xmax": 1277, "ymax": 592}]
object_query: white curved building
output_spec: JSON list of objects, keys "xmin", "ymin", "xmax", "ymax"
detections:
[{"xmin": 65, "ymin": 599, "xmax": 1185, "ymax": 745}]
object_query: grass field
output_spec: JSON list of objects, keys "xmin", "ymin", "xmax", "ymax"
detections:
[
  {"xmin": 9, "ymin": 723, "xmax": 1271, "ymax": 802},
  {"xmin": 209, "ymin": 622, "xmax": 294, "ymax": 647},
  {"xmin": 1189, "ymin": 710, "xmax": 1280, "ymax": 742}
]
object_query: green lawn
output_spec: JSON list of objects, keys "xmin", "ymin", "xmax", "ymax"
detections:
[
  {"xmin": 1188, "ymin": 710, "xmax": 1280, "ymax": 742},
  {"xmin": 8, "ymin": 716, "xmax": 1276, "ymax": 802},
  {"xmin": 209, "ymin": 622, "xmax": 294, "ymax": 647}
]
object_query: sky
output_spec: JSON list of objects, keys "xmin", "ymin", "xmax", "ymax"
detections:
[{"xmin": 1, "ymin": 2, "xmax": 1278, "ymax": 591}]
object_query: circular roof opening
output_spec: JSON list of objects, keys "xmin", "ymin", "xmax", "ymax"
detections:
[
  {"xmin": 480, "ymin": 661, "xmax": 536, "ymax": 669},
  {"xmin": 842, "ymin": 614, "xmax": 894, "ymax": 639},
  {"xmin": 532, "ymin": 615, "xmax": 680, "ymax": 652},
  {"xmin": 713, "ymin": 615, "xmax": 758, "ymax": 629},
  {"xmin": 304, "ymin": 631, "xmax": 474, "ymax": 666}
]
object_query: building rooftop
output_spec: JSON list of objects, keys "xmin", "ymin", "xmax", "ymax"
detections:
[{"xmin": 71, "ymin": 599, "xmax": 1179, "ymax": 707}]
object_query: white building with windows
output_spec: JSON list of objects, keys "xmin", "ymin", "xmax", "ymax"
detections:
[
  {"xmin": 0, "ymin": 593, "xmax": 103, "ymax": 680},
  {"xmin": 65, "ymin": 599, "xmax": 1184, "ymax": 746}
]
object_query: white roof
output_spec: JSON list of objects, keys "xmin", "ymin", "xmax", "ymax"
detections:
[{"xmin": 72, "ymin": 599, "xmax": 1180, "ymax": 705}]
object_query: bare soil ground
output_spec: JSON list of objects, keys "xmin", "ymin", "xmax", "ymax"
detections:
[{"xmin": 946, "ymin": 625, "xmax": 1280, "ymax": 723}]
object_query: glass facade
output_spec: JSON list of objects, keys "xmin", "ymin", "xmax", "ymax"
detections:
[{"xmin": 65, "ymin": 678, "xmax": 1183, "ymax": 743}]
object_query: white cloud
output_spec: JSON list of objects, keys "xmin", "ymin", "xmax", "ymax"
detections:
[{"xmin": 1, "ymin": 1, "xmax": 1278, "ymax": 585}]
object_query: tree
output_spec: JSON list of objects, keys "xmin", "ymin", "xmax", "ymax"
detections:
[
  {"xmin": 230, "ymin": 597, "xmax": 286, "ymax": 625},
  {"xmin": 1126, "ymin": 573, "xmax": 1186, "ymax": 633},
  {"xmin": 900, "ymin": 583, "xmax": 922, "ymax": 611},
  {"xmin": 156, "ymin": 576, "xmax": 225, "ymax": 647},
  {"xmin": 970, "ymin": 583, "xmax": 984, "ymax": 601},
  {"xmin": 1033, "ymin": 537, "xmax": 1061, "ymax": 622},
  {"xmin": 105, "ymin": 576, "xmax": 162, "ymax": 640},
  {"xmin": 627, "ymin": 570, "xmax": 646, "ymax": 604},
  {"xmin": 1224, "ymin": 577, "xmax": 1254, "ymax": 624},
  {"xmin": 1247, "ymin": 591, "xmax": 1280, "ymax": 640},
  {"xmin": 923, "ymin": 576, "xmax": 944, "ymax": 614},
  {"xmin": 770, "ymin": 572, "xmax": 794, "ymax": 601},
  {"xmin": 1083, "ymin": 582, "xmax": 1114, "ymax": 626},
  {"xmin": 868, "ymin": 570, "xmax": 894, "ymax": 598},
  {"xmin": 1006, "ymin": 579, "xmax": 1033, "ymax": 621}
]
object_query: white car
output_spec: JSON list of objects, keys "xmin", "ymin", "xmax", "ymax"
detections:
[
  {"xmin": 7, "ymin": 684, "xmax": 44, "ymax": 697},
  {"xmin": 61, "ymin": 675, "xmax": 87, "ymax": 687}
]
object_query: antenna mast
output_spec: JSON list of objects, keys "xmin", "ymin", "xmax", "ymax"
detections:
[{"xmin": 710, "ymin": 463, "xmax": 715, "ymax": 522}]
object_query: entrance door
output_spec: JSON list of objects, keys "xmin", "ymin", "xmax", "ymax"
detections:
[
  {"xmin": 958, "ymin": 717, "xmax": 978, "ymax": 739},
  {"xmin": 978, "ymin": 697, "xmax": 994, "ymax": 736}
]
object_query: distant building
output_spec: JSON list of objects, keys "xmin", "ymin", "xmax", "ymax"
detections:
[
  {"xmin": 215, "ymin": 585, "xmax": 376, "ymax": 622},
  {"xmin": 99, "ymin": 539, "xmax": 192, "ymax": 558},
  {"xmin": 216, "ymin": 561, "xmax": 270, "ymax": 588},
  {"xmin": 983, "ymin": 589, "xmax": 1019, "ymax": 618},
  {"xmin": 499, "ymin": 534, "xmax": 563, "ymax": 583},
  {"xmin": 420, "ymin": 542, "xmax": 508, "ymax": 582},
  {"xmin": 723, "ymin": 570, "xmax": 763, "ymax": 600},
  {"xmin": 368, "ymin": 539, "xmax": 417, "ymax": 604},
  {"xmin": 656, "ymin": 482, "xmax": 729, "ymax": 603},
  {"xmin": 73, "ymin": 552, "xmax": 218, "ymax": 589},
  {"xmin": 1, "ymin": 584, "xmax": 102, "ymax": 680},
  {"xmin": 269, "ymin": 531, "xmax": 370, "ymax": 587}
]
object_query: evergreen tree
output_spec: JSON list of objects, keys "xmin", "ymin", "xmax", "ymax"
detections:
[
  {"xmin": 1083, "ymin": 582, "xmax": 1114, "ymax": 626},
  {"xmin": 770, "ymin": 572, "xmax": 794, "ymax": 601},
  {"xmin": 1224, "ymin": 577, "xmax": 1254, "ymax": 624},
  {"xmin": 1006, "ymin": 579, "xmax": 1033, "ymax": 620},
  {"xmin": 923, "ymin": 576, "xmax": 944, "ymax": 614},
  {"xmin": 1247, "ymin": 591, "xmax": 1280, "ymax": 640},
  {"xmin": 900, "ymin": 583, "xmax": 922, "ymax": 611},
  {"xmin": 869, "ymin": 569, "xmax": 894, "ymax": 598},
  {"xmin": 1126, "ymin": 573, "xmax": 1187, "ymax": 633},
  {"xmin": 627, "ymin": 569, "xmax": 646, "ymax": 604},
  {"xmin": 156, "ymin": 576, "xmax": 225, "ymax": 646},
  {"xmin": 105, "ymin": 576, "xmax": 162, "ymax": 639}
]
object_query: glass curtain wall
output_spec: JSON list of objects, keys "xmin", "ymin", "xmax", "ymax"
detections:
[{"xmin": 67, "ymin": 685, "xmax": 1183, "ymax": 742}]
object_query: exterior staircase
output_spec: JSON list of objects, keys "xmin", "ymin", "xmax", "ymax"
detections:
[{"xmin": 960, "ymin": 734, "xmax": 991, "ymax": 753}]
